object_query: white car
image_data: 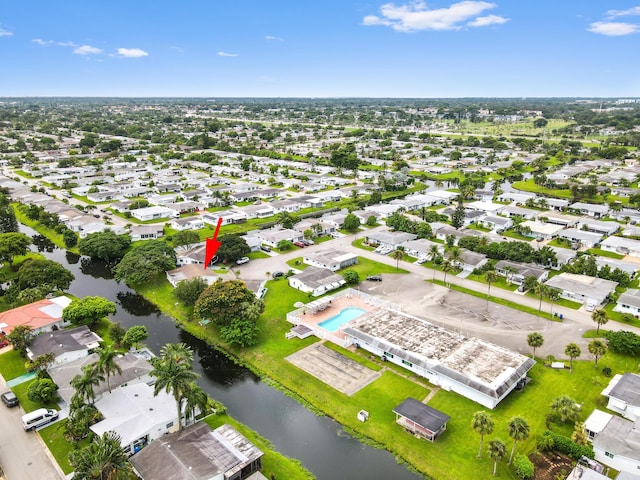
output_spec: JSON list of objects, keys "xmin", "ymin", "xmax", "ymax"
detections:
[
  {"xmin": 236, "ymin": 257, "xmax": 250, "ymax": 265},
  {"xmin": 585, "ymin": 303, "xmax": 596, "ymax": 312}
]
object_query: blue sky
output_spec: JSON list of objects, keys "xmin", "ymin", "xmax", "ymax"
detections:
[{"xmin": 1, "ymin": 1, "xmax": 639, "ymax": 97}]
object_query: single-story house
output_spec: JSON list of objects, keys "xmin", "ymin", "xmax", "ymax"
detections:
[
  {"xmin": 270, "ymin": 199, "xmax": 301, "ymax": 214},
  {"xmin": 423, "ymin": 190, "xmax": 458, "ymax": 205},
  {"xmin": 129, "ymin": 224, "xmax": 165, "ymax": 242},
  {"xmin": 402, "ymin": 239, "xmax": 444, "ymax": 260},
  {"xmin": 590, "ymin": 412, "xmax": 640, "ymax": 475},
  {"xmin": 577, "ymin": 220, "xmax": 621, "ymax": 236},
  {"xmin": 129, "ymin": 422, "xmax": 264, "ymax": 480},
  {"xmin": 478, "ymin": 215, "xmax": 513, "ymax": 232},
  {"xmin": 601, "ymin": 237, "xmax": 640, "ymax": 257},
  {"xmin": 545, "ymin": 198, "xmax": 570, "ymax": 211},
  {"xmin": 322, "ymin": 210, "xmax": 352, "ymax": 228},
  {"xmin": 288, "ymin": 266, "xmax": 346, "ymax": 297},
  {"xmin": 203, "ymin": 211, "xmax": 247, "ymax": 226},
  {"xmin": 544, "ymin": 273, "xmax": 618, "ymax": 307},
  {"xmin": 303, "ymin": 250, "xmax": 358, "ymax": 271},
  {"xmin": 166, "ymin": 264, "xmax": 220, "ymax": 288},
  {"xmin": 27, "ymin": 325, "xmax": 102, "ymax": 366},
  {"xmin": 456, "ymin": 250, "xmax": 488, "ymax": 273},
  {"xmin": 539, "ymin": 212, "xmax": 580, "ymax": 228},
  {"xmin": 342, "ymin": 306, "xmax": 534, "ymax": 409},
  {"xmin": 235, "ymin": 204, "xmax": 275, "ymax": 219},
  {"xmin": 434, "ymin": 226, "xmax": 477, "ymax": 245},
  {"xmin": 393, "ymin": 398, "xmax": 450, "ymax": 442},
  {"xmin": 49, "ymin": 351, "xmax": 154, "ymax": 405},
  {"xmin": 256, "ymin": 228, "xmax": 303, "ymax": 247},
  {"xmin": 465, "ymin": 201, "xmax": 505, "ymax": 216},
  {"xmin": 175, "ymin": 243, "xmax": 207, "ymax": 266},
  {"xmin": 520, "ymin": 221, "xmax": 564, "ymax": 240},
  {"xmin": 596, "ymin": 257, "xmax": 638, "ymax": 278},
  {"xmin": 614, "ymin": 290, "xmax": 640, "ymax": 317},
  {"xmin": 365, "ymin": 230, "xmax": 417, "ymax": 249},
  {"xmin": 130, "ymin": 206, "xmax": 178, "ymax": 221},
  {"xmin": 570, "ymin": 202, "xmax": 610, "ymax": 218},
  {"xmin": 166, "ymin": 201, "xmax": 205, "ymax": 215},
  {"xmin": 293, "ymin": 219, "xmax": 336, "ymax": 237},
  {"xmin": 495, "ymin": 260, "xmax": 549, "ymax": 285},
  {"xmin": 169, "ymin": 216, "xmax": 205, "ymax": 231},
  {"xmin": 496, "ymin": 192, "xmax": 537, "ymax": 204},
  {"xmin": 0, "ymin": 296, "xmax": 72, "ymax": 335},
  {"xmin": 90, "ymin": 383, "xmax": 181, "ymax": 456},
  {"xmin": 558, "ymin": 229, "xmax": 604, "ymax": 249},
  {"xmin": 602, "ymin": 373, "xmax": 640, "ymax": 421},
  {"xmin": 549, "ymin": 246, "xmax": 578, "ymax": 269}
]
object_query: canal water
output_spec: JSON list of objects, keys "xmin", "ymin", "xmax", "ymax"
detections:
[{"xmin": 23, "ymin": 226, "xmax": 423, "ymax": 480}]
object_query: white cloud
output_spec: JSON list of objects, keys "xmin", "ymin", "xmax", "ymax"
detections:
[
  {"xmin": 467, "ymin": 14, "xmax": 509, "ymax": 27},
  {"xmin": 116, "ymin": 47, "xmax": 149, "ymax": 58},
  {"xmin": 363, "ymin": 0, "xmax": 502, "ymax": 32},
  {"xmin": 32, "ymin": 38, "xmax": 54, "ymax": 46},
  {"xmin": 588, "ymin": 21, "xmax": 639, "ymax": 36},
  {"xmin": 217, "ymin": 51, "xmax": 238, "ymax": 57},
  {"xmin": 74, "ymin": 45, "xmax": 103, "ymax": 55},
  {"xmin": 0, "ymin": 28, "xmax": 13, "ymax": 37},
  {"xmin": 265, "ymin": 35, "xmax": 284, "ymax": 41},
  {"xmin": 606, "ymin": 6, "xmax": 640, "ymax": 18}
]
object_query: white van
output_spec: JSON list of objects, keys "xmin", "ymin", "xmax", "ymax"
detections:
[{"xmin": 22, "ymin": 408, "xmax": 59, "ymax": 431}]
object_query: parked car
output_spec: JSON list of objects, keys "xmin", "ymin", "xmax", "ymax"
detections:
[
  {"xmin": 1, "ymin": 391, "xmax": 18, "ymax": 407},
  {"xmin": 0, "ymin": 338, "xmax": 9, "ymax": 348},
  {"xmin": 366, "ymin": 275, "xmax": 382, "ymax": 282},
  {"xmin": 272, "ymin": 271, "xmax": 284, "ymax": 278},
  {"xmin": 22, "ymin": 408, "xmax": 59, "ymax": 431},
  {"xmin": 585, "ymin": 302, "xmax": 596, "ymax": 312},
  {"xmin": 293, "ymin": 241, "xmax": 306, "ymax": 248},
  {"xmin": 301, "ymin": 239, "xmax": 313, "ymax": 246},
  {"xmin": 236, "ymin": 257, "xmax": 250, "ymax": 265},
  {"xmin": 260, "ymin": 245, "xmax": 272, "ymax": 252}
]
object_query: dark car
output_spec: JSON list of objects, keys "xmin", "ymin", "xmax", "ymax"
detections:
[
  {"xmin": 0, "ymin": 338, "xmax": 9, "ymax": 348},
  {"xmin": 261, "ymin": 245, "xmax": 272, "ymax": 252},
  {"xmin": 272, "ymin": 271, "xmax": 284, "ymax": 278},
  {"xmin": 366, "ymin": 275, "xmax": 382, "ymax": 282},
  {"xmin": 1, "ymin": 391, "xmax": 19, "ymax": 407}
]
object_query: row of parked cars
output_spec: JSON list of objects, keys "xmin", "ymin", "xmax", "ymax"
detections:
[{"xmin": 373, "ymin": 245, "xmax": 393, "ymax": 255}]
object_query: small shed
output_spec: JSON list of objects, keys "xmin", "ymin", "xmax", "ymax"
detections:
[{"xmin": 393, "ymin": 398, "xmax": 450, "ymax": 442}]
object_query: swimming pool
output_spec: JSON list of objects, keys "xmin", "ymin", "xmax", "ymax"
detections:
[{"xmin": 318, "ymin": 306, "xmax": 366, "ymax": 332}]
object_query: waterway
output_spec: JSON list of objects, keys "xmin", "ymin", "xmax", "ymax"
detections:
[{"xmin": 23, "ymin": 225, "xmax": 423, "ymax": 480}]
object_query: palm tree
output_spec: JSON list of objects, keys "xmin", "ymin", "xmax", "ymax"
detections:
[
  {"xmin": 69, "ymin": 431, "xmax": 132, "ymax": 480},
  {"xmin": 71, "ymin": 364, "xmax": 104, "ymax": 406},
  {"xmin": 447, "ymin": 246, "xmax": 461, "ymax": 267},
  {"xmin": 592, "ymin": 309, "xmax": 608, "ymax": 334},
  {"xmin": 588, "ymin": 339, "xmax": 607, "ymax": 367},
  {"xmin": 548, "ymin": 287, "xmax": 561, "ymax": 316},
  {"xmin": 533, "ymin": 283, "xmax": 549, "ymax": 317},
  {"xmin": 472, "ymin": 411, "xmax": 494, "ymax": 458},
  {"xmin": 391, "ymin": 248, "xmax": 404, "ymax": 270},
  {"xmin": 565, "ymin": 343, "xmax": 581, "ymax": 373},
  {"xmin": 442, "ymin": 259, "xmax": 452, "ymax": 285},
  {"xmin": 507, "ymin": 416, "xmax": 530, "ymax": 464},
  {"xmin": 550, "ymin": 394, "xmax": 580, "ymax": 423},
  {"xmin": 95, "ymin": 346, "xmax": 122, "ymax": 394},
  {"xmin": 488, "ymin": 439, "xmax": 507, "ymax": 476},
  {"xmin": 182, "ymin": 382, "xmax": 209, "ymax": 426},
  {"xmin": 484, "ymin": 271, "xmax": 497, "ymax": 307},
  {"xmin": 160, "ymin": 342, "xmax": 194, "ymax": 365},
  {"xmin": 527, "ymin": 332, "xmax": 544, "ymax": 358}
]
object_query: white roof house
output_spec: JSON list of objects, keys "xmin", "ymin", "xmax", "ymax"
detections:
[
  {"xmin": 544, "ymin": 273, "xmax": 618, "ymax": 306},
  {"xmin": 288, "ymin": 267, "xmax": 346, "ymax": 297},
  {"xmin": 570, "ymin": 202, "xmax": 610, "ymax": 218},
  {"xmin": 591, "ymin": 413, "xmax": 640, "ymax": 475},
  {"xmin": 90, "ymin": 383, "xmax": 180, "ymax": 456},
  {"xmin": 601, "ymin": 236, "xmax": 640, "ymax": 257},
  {"xmin": 614, "ymin": 289, "xmax": 640, "ymax": 317},
  {"xmin": 602, "ymin": 373, "xmax": 640, "ymax": 422},
  {"xmin": 130, "ymin": 206, "xmax": 178, "ymax": 221}
]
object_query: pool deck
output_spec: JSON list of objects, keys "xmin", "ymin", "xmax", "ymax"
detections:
[{"xmin": 295, "ymin": 295, "xmax": 372, "ymax": 339}]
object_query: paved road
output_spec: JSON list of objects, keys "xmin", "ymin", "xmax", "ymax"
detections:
[
  {"xmin": 237, "ymin": 228, "xmax": 640, "ymax": 359},
  {"xmin": 0, "ymin": 375, "xmax": 63, "ymax": 480}
]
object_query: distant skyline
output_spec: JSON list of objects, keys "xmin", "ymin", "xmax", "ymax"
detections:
[{"xmin": 1, "ymin": 1, "xmax": 640, "ymax": 98}]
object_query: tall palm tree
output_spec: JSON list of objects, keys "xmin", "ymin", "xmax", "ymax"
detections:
[
  {"xmin": 391, "ymin": 248, "xmax": 404, "ymax": 270},
  {"xmin": 95, "ymin": 346, "xmax": 123, "ymax": 394},
  {"xmin": 442, "ymin": 259, "xmax": 452, "ymax": 285},
  {"xmin": 71, "ymin": 364, "xmax": 104, "ymax": 406},
  {"xmin": 527, "ymin": 332, "xmax": 544, "ymax": 358},
  {"xmin": 592, "ymin": 309, "xmax": 608, "ymax": 334},
  {"xmin": 533, "ymin": 283, "xmax": 549, "ymax": 317},
  {"xmin": 160, "ymin": 342, "xmax": 194, "ymax": 365},
  {"xmin": 550, "ymin": 394, "xmax": 580, "ymax": 423},
  {"xmin": 588, "ymin": 339, "xmax": 607, "ymax": 367},
  {"xmin": 507, "ymin": 416, "xmax": 530, "ymax": 464},
  {"xmin": 484, "ymin": 271, "xmax": 497, "ymax": 307},
  {"xmin": 69, "ymin": 431, "xmax": 132, "ymax": 480},
  {"xmin": 565, "ymin": 343, "xmax": 581, "ymax": 373},
  {"xmin": 182, "ymin": 382, "xmax": 209, "ymax": 426},
  {"xmin": 472, "ymin": 411, "xmax": 494, "ymax": 458},
  {"xmin": 488, "ymin": 439, "xmax": 507, "ymax": 476},
  {"xmin": 447, "ymin": 246, "xmax": 461, "ymax": 268}
]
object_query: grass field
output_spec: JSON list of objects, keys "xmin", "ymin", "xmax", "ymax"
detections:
[
  {"xmin": 12, "ymin": 378, "xmax": 60, "ymax": 413},
  {"xmin": 39, "ymin": 421, "xmax": 92, "ymax": 475},
  {"xmin": 0, "ymin": 349, "xmax": 28, "ymax": 380}
]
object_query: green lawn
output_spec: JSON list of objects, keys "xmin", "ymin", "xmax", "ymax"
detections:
[
  {"xmin": 39, "ymin": 420, "xmax": 91, "ymax": 475},
  {"xmin": 247, "ymin": 250, "xmax": 270, "ymax": 260},
  {"xmin": 0, "ymin": 349, "xmax": 28, "ymax": 380},
  {"xmin": 603, "ymin": 302, "xmax": 640, "ymax": 329},
  {"xmin": 587, "ymin": 248, "xmax": 625, "ymax": 259},
  {"xmin": 12, "ymin": 204, "xmax": 80, "ymax": 254},
  {"xmin": 547, "ymin": 238, "xmax": 572, "ymax": 249},
  {"xmin": 466, "ymin": 273, "xmax": 519, "ymax": 292},
  {"xmin": 352, "ymin": 238, "xmax": 376, "ymax": 251},
  {"xmin": 12, "ymin": 378, "xmax": 60, "ymax": 413},
  {"xmin": 502, "ymin": 229, "xmax": 534, "ymax": 241}
]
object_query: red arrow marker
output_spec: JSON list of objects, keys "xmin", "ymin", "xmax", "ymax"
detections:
[{"xmin": 204, "ymin": 217, "xmax": 223, "ymax": 269}]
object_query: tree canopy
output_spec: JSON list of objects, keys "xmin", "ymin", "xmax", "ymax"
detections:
[
  {"xmin": 14, "ymin": 257, "xmax": 74, "ymax": 292},
  {"xmin": 63, "ymin": 296, "xmax": 117, "ymax": 327},
  {"xmin": 343, "ymin": 213, "xmax": 361, "ymax": 232},
  {"xmin": 113, "ymin": 240, "xmax": 176, "ymax": 284},
  {"xmin": 0, "ymin": 232, "xmax": 31, "ymax": 267},
  {"xmin": 78, "ymin": 230, "xmax": 131, "ymax": 262},
  {"xmin": 217, "ymin": 235, "xmax": 250, "ymax": 263}
]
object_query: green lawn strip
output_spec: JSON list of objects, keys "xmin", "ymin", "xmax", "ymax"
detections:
[
  {"xmin": 587, "ymin": 248, "xmax": 625, "ymax": 259},
  {"xmin": 286, "ymin": 257, "xmax": 307, "ymax": 270},
  {"xmin": 322, "ymin": 343, "xmax": 382, "ymax": 372},
  {"xmin": 582, "ymin": 329, "xmax": 609, "ymax": 339},
  {"xmin": 352, "ymin": 238, "xmax": 375, "ymax": 251},
  {"xmin": 12, "ymin": 378, "xmax": 60, "ymax": 413},
  {"xmin": 512, "ymin": 179, "xmax": 629, "ymax": 206},
  {"xmin": 430, "ymin": 279, "xmax": 559, "ymax": 322},
  {"xmin": 350, "ymin": 256, "xmax": 409, "ymax": 276},
  {"xmin": 247, "ymin": 250, "xmax": 270, "ymax": 260},
  {"xmin": 12, "ymin": 204, "xmax": 80, "ymax": 254},
  {"xmin": 547, "ymin": 238, "xmax": 572, "ymax": 249},
  {"xmin": 92, "ymin": 317, "xmax": 116, "ymax": 347},
  {"xmin": 466, "ymin": 273, "xmax": 519, "ymax": 292},
  {"xmin": 204, "ymin": 414, "xmax": 314, "ymax": 480},
  {"xmin": 39, "ymin": 420, "xmax": 91, "ymax": 475},
  {"xmin": 0, "ymin": 349, "xmax": 28, "ymax": 380},
  {"xmin": 501, "ymin": 229, "xmax": 533, "ymax": 241},
  {"xmin": 603, "ymin": 302, "xmax": 640, "ymax": 329},
  {"xmin": 524, "ymin": 291, "xmax": 582, "ymax": 310}
]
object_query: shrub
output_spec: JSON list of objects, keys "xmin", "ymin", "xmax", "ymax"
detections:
[
  {"xmin": 542, "ymin": 431, "xmax": 594, "ymax": 460},
  {"xmin": 342, "ymin": 269, "xmax": 360, "ymax": 285},
  {"xmin": 512, "ymin": 454, "xmax": 534, "ymax": 480},
  {"xmin": 602, "ymin": 366, "xmax": 612, "ymax": 377},
  {"xmin": 605, "ymin": 330, "xmax": 640, "ymax": 356},
  {"xmin": 27, "ymin": 378, "xmax": 58, "ymax": 403}
]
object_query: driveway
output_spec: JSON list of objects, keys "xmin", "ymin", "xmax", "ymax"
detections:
[{"xmin": 0, "ymin": 375, "xmax": 64, "ymax": 480}]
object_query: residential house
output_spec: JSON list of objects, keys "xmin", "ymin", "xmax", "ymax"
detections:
[
  {"xmin": 545, "ymin": 198, "xmax": 570, "ymax": 211},
  {"xmin": 165, "ymin": 264, "xmax": 220, "ymax": 288},
  {"xmin": 495, "ymin": 260, "xmax": 549, "ymax": 285},
  {"xmin": 129, "ymin": 422, "xmax": 264, "ymax": 480},
  {"xmin": 456, "ymin": 250, "xmax": 488, "ymax": 273},
  {"xmin": 27, "ymin": 325, "xmax": 102, "ymax": 366},
  {"xmin": 614, "ymin": 289, "xmax": 640, "ymax": 317},
  {"xmin": 520, "ymin": 221, "xmax": 564, "ymax": 240},
  {"xmin": 465, "ymin": 201, "xmax": 505, "ymax": 216},
  {"xmin": 393, "ymin": 398, "xmax": 450, "ymax": 442},
  {"xmin": 601, "ymin": 237, "xmax": 640, "ymax": 257},
  {"xmin": 0, "ymin": 296, "xmax": 72, "ymax": 335},
  {"xmin": 202, "ymin": 211, "xmax": 247, "ymax": 226},
  {"xmin": 539, "ymin": 212, "xmax": 580, "ymax": 228},
  {"xmin": 434, "ymin": 226, "xmax": 477, "ymax": 246},
  {"xmin": 589, "ymin": 411, "xmax": 640, "ymax": 475},
  {"xmin": 424, "ymin": 190, "xmax": 458, "ymax": 205},
  {"xmin": 129, "ymin": 225, "xmax": 164, "ymax": 242},
  {"xmin": 322, "ymin": 210, "xmax": 350, "ymax": 229},
  {"xmin": 237, "ymin": 204, "xmax": 276, "ymax": 219},
  {"xmin": 303, "ymin": 250, "xmax": 358, "ymax": 271},
  {"xmin": 256, "ymin": 228, "xmax": 303, "ymax": 247},
  {"xmin": 293, "ymin": 219, "xmax": 336, "ymax": 237},
  {"xmin": 270, "ymin": 199, "xmax": 301, "ymax": 214},
  {"xmin": 169, "ymin": 216, "xmax": 205, "ymax": 231},
  {"xmin": 166, "ymin": 201, "xmax": 205, "ymax": 215},
  {"xmin": 175, "ymin": 243, "xmax": 207, "ymax": 267},
  {"xmin": 602, "ymin": 373, "xmax": 640, "ymax": 421},
  {"xmin": 577, "ymin": 220, "xmax": 621, "ymax": 236},
  {"xmin": 502, "ymin": 206, "xmax": 539, "ymax": 220},
  {"xmin": 146, "ymin": 194, "xmax": 179, "ymax": 206},
  {"xmin": 569, "ymin": 202, "xmax": 610, "ymax": 218},
  {"xmin": 363, "ymin": 203, "xmax": 403, "ymax": 219},
  {"xmin": 288, "ymin": 266, "xmax": 345, "ymax": 296},
  {"xmin": 496, "ymin": 192, "xmax": 537, "ymax": 204},
  {"xmin": 90, "ymin": 383, "xmax": 180, "ymax": 456},
  {"xmin": 365, "ymin": 230, "xmax": 417, "ymax": 249},
  {"xmin": 558, "ymin": 229, "xmax": 604, "ymax": 249},
  {"xmin": 544, "ymin": 273, "xmax": 618, "ymax": 307},
  {"xmin": 130, "ymin": 206, "xmax": 178, "ymax": 221},
  {"xmin": 478, "ymin": 215, "xmax": 513, "ymax": 232},
  {"xmin": 402, "ymin": 239, "xmax": 444, "ymax": 260},
  {"xmin": 549, "ymin": 246, "xmax": 578, "ymax": 269}
]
